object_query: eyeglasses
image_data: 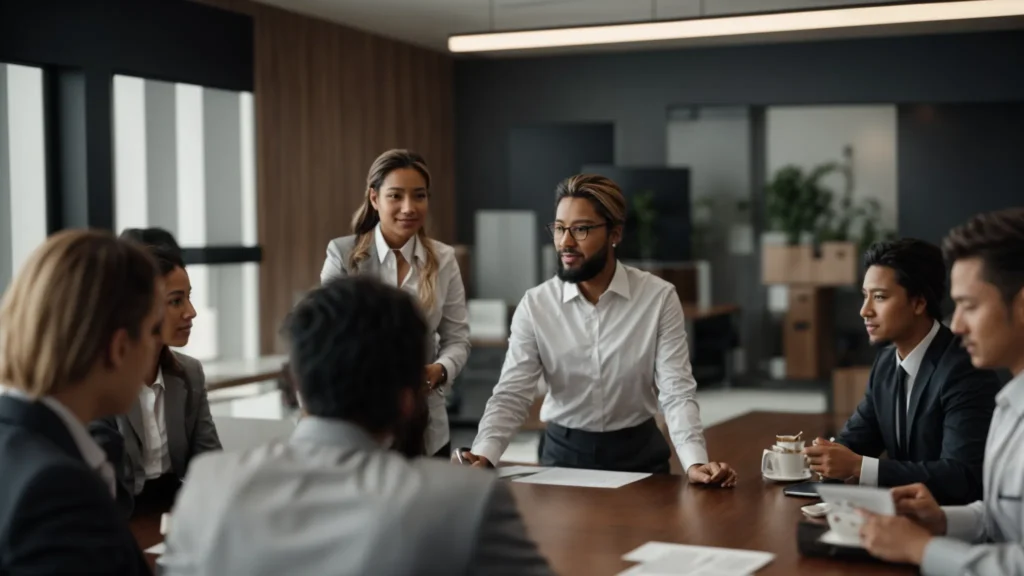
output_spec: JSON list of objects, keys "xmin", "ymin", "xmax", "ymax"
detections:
[{"xmin": 545, "ymin": 223, "xmax": 609, "ymax": 242}]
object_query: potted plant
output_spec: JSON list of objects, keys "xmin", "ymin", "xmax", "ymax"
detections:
[
  {"xmin": 816, "ymin": 147, "xmax": 896, "ymax": 253},
  {"xmin": 764, "ymin": 163, "xmax": 837, "ymax": 246}
]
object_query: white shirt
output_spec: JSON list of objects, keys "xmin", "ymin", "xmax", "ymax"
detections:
[
  {"xmin": 372, "ymin": 224, "xmax": 471, "ymax": 455},
  {"xmin": 139, "ymin": 368, "xmax": 172, "ymax": 486},
  {"xmin": 921, "ymin": 369, "xmax": 1024, "ymax": 576},
  {"xmin": 860, "ymin": 319, "xmax": 940, "ymax": 486},
  {"xmin": 0, "ymin": 385, "xmax": 116, "ymax": 498},
  {"xmin": 472, "ymin": 262, "xmax": 709, "ymax": 470}
]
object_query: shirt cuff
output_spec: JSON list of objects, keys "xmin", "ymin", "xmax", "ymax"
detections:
[
  {"xmin": 859, "ymin": 456, "xmax": 879, "ymax": 486},
  {"xmin": 677, "ymin": 443, "xmax": 709, "ymax": 473},
  {"xmin": 435, "ymin": 357, "xmax": 457, "ymax": 392},
  {"xmin": 943, "ymin": 505, "xmax": 984, "ymax": 542},
  {"xmin": 921, "ymin": 537, "xmax": 973, "ymax": 576},
  {"xmin": 471, "ymin": 439, "xmax": 504, "ymax": 468}
]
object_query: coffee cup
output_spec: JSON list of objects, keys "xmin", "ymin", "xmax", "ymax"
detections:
[
  {"xmin": 825, "ymin": 504, "xmax": 863, "ymax": 544},
  {"xmin": 775, "ymin": 433, "xmax": 805, "ymax": 453},
  {"xmin": 762, "ymin": 448, "xmax": 807, "ymax": 478}
]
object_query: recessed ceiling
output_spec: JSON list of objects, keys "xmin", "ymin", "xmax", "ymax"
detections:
[{"xmin": 249, "ymin": 0, "xmax": 1021, "ymax": 53}]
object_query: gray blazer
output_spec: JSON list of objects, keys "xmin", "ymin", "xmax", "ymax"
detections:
[
  {"xmin": 321, "ymin": 233, "xmax": 471, "ymax": 455},
  {"xmin": 161, "ymin": 417, "xmax": 553, "ymax": 576},
  {"xmin": 920, "ymin": 371, "xmax": 1024, "ymax": 576},
  {"xmin": 91, "ymin": 351, "xmax": 221, "ymax": 514}
]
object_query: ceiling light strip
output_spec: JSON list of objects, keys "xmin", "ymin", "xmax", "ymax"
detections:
[{"xmin": 448, "ymin": 0, "xmax": 1024, "ymax": 53}]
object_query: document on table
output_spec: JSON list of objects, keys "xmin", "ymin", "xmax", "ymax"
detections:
[
  {"xmin": 511, "ymin": 467, "xmax": 650, "ymax": 489},
  {"xmin": 617, "ymin": 542, "xmax": 775, "ymax": 575}
]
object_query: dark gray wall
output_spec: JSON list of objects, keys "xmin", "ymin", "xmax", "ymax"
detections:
[
  {"xmin": 897, "ymin": 102, "xmax": 1024, "ymax": 246},
  {"xmin": 455, "ymin": 30, "xmax": 1024, "ymax": 245},
  {"xmin": 508, "ymin": 123, "xmax": 614, "ymax": 262},
  {"xmin": 454, "ymin": 30, "xmax": 1024, "ymax": 379}
]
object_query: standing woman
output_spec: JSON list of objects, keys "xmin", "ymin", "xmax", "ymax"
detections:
[
  {"xmin": 91, "ymin": 227, "xmax": 222, "ymax": 517},
  {"xmin": 321, "ymin": 149, "xmax": 470, "ymax": 458}
]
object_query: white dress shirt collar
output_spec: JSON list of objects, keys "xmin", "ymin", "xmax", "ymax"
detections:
[
  {"xmin": 0, "ymin": 385, "xmax": 115, "ymax": 497},
  {"xmin": 561, "ymin": 260, "xmax": 632, "ymax": 303},
  {"xmin": 996, "ymin": 368, "xmax": 1024, "ymax": 414},
  {"xmin": 896, "ymin": 319, "xmax": 941, "ymax": 380},
  {"xmin": 374, "ymin": 223, "xmax": 424, "ymax": 265}
]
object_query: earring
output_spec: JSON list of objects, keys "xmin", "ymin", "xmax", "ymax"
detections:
[{"xmin": 612, "ymin": 243, "xmax": 618, "ymax": 248}]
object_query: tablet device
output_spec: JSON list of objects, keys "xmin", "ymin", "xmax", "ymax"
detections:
[{"xmin": 783, "ymin": 481, "xmax": 821, "ymax": 498}]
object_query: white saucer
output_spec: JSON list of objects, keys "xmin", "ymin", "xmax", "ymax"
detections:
[
  {"xmin": 762, "ymin": 469, "xmax": 812, "ymax": 482},
  {"xmin": 801, "ymin": 502, "xmax": 832, "ymax": 518}
]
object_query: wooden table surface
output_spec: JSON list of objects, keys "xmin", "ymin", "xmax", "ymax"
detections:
[
  {"xmin": 511, "ymin": 411, "xmax": 913, "ymax": 575},
  {"xmin": 132, "ymin": 411, "xmax": 915, "ymax": 575}
]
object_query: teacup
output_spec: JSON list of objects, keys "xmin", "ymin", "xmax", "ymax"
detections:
[
  {"xmin": 825, "ymin": 502, "xmax": 864, "ymax": 544},
  {"xmin": 762, "ymin": 448, "xmax": 808, "ymax": 478},
  {"xmin": 775, "ymin": 433, "xmax": 805, "ymax": 453}
]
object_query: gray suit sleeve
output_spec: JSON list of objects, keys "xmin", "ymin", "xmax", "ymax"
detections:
[
  {"xmin": 467, "ymin": 481, "xmax": 554, "ymax": 576},
  {"xmin": 188, "ymin": 361, "xmax": 222, "ymax": 455},
  {"xmin": 922, "ymin": 538, "xmax": 1024, "ymax": 576},
  {"xmin": 321, "ymin": 240, "xmax": 348, "ymax": 284}
]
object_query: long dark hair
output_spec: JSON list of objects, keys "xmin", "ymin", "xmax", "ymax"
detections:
[{"xmin": 119, "ymin": 228, "xmax": 187, "ymax": 376}]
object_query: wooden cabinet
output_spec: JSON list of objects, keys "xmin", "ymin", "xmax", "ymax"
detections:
[
  {"xmin": 784, "ymin": 286, "xmax": 836, "ymax": 379},
  {"xmin": 762, "ymin": 241, "xmax": 857, "ymax": 286}
]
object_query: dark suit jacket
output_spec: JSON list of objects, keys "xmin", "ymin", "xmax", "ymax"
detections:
[
  {"xmin": 0, "ymin": 395, "xmax": 150, "ymax": 575},
  {"xmin": 837, "ymin": 324, "xmax": 1001, "ymax": 505},
  {"xmin": 91, "ymin": 351, "xmax": 221, "ymax": 517}
]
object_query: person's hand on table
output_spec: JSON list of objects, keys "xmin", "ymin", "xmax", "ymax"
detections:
[
  {"xmin": 802, "ymin": 437, "xmax": 862, "ymax": 480},
  {"xmin": 891, "ymin": 483, "xmax": 947, "ymax": 535},
  {"xmin": 858, "ymin": 509, "xmax": 932, "ymax": 566},
  {"xmin": 687, "ymin": 462, "xmax": 737, "ymax": 487},
  {"xmin": 450, "ymin": 449, "xmax": 492, "ymax": 469}
]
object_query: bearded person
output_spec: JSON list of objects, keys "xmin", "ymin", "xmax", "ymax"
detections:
[{"xmin": 455, "ymin": 174, "xmax": 736, "ymax": 485}]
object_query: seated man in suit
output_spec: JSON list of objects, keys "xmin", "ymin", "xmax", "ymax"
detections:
[
  {"xmin": 0, "ymin": 230, "xmax": 161, "ymax": 575},
  {"xmin": 859, "ymin": 207, "xmax": 1024, "ymax": 574},
  {"xmin": 161, "ymin": 276, "xmax": 553, "ymax": 576},
  {"xmin": 803, "ymin": 238, "xmax": 1001, "ymax": 504}
]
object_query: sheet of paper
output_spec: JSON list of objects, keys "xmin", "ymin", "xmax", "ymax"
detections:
[
  {"xmin": 621, "ymin": 542, "xmax": 774, "ymax": 575},
  {"xmin": 497, "ymin": 465, "xmax": 548, "ymax": 479},
  {"xmin": 145, "ymin": 542, "xmax": 166, "ymax": 555},
  {"xmin": 511, "ymin": 467, "xmax": 650, "ymax": 488}
]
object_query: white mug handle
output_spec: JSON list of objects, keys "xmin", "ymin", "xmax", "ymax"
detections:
[{"xmin": 761, "ymin": 449, "xmax": 776, "ymax": 475}]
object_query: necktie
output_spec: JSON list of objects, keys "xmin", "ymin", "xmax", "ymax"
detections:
[{"xmin": 895, "ymin": 366, "xmax": 909, "ymax": 457}]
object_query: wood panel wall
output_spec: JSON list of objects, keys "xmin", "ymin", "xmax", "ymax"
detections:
[{"xmin": 193, "ymin": 0, "xmax": 455, "ymax": 353}]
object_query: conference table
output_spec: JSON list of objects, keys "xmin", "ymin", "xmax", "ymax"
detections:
[{"xmin": 132, "ymin": 411, "xmax": 915, "ymax": 575}]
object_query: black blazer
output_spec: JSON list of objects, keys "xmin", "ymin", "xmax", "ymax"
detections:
[
  {"xmin": 0, "ymin": 395, "xmax": 150, "ymax": 575},
  {"xmin": 837, "ymin": 323, "xmax": 1002, "ymax": 505}
]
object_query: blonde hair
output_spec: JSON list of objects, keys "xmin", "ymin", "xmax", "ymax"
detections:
[
  {"xmin": 349, "ymin": 149, "xmax": 440, "ymax": 311},
  {"xmin": 0, "ymin": 230, "xmax": 159, "ymax": 397},
  {"xmin": 554, "ymin": 174, "xmax": 628, "ymax": 225}
]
